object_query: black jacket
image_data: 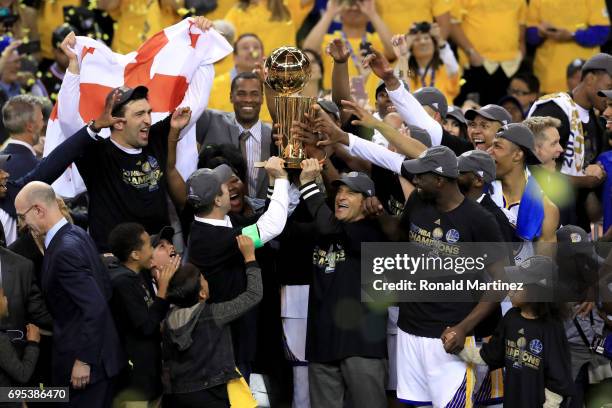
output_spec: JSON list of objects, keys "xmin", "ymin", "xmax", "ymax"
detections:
[
  {"xmin": 162, "ymin": 262, "xmax": 262, "ymax": 394},
  {"xmin": 109, "ymin": 264, "xmax": 168, "ymax": 400}
]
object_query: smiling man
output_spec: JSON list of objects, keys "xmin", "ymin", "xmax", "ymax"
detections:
[
  {"xmin": 464, "ymin": 104, "xmax": 512, "ymax": 151},
  {"xmin": 195, "ymin": 72, "xmax": 273, "ymax": 200}
]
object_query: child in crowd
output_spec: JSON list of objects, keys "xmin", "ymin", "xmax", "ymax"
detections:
[
  {"xmin": 161, "ymin": 236, "xmax": 261, "ymax": 408},
  {"xmin": 454, "ymin": 256, "xmax": 574, "ymax": 408}
]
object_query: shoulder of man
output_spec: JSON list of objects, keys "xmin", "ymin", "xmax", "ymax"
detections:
[{"xmin": 0, "ymin": 246, "xmax": 34, "ymax": 269}]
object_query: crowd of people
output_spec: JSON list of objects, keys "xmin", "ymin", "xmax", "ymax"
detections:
[{"xmin": 0, "ymin": 0, "xmax": 610, "ymax": 407}]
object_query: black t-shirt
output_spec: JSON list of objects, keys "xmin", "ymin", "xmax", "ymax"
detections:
[
  {"xmin": 480, "ymin": 308, "xmax": 574, "ymax": 407},
  {"xmin": 371, "ymin": 164, "xmax": 406, "ymax": 216},
  {"xmin": 397, "ymin": 192, "xmax": 505, "ymax": 338},
  {"xmin": 441, "ymin": 129, "xmax": 473, "ymax": 156},
  {"xmin": 75, "ymin": 117, "xmax": 171, "ymax": 251}
]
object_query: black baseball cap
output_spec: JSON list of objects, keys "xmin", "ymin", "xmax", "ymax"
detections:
[
  {"xmin": 332, "ymin": 171, "xmax": 375, "ymax": 197},
  {"xmin": 556, "ymin": 225, "xmax": 598, "ymax": 258},
  {"xmin": 496, "ymin": 123, "xmax": 542, "ymax": 165},
  {"xmin": 151, "ymin": 226, "xmax": 174, "ymax": 248},
  {"xmin": 597, "ymin": 89, "xmax": 612, "ymax": 99},
  {"xmin": 465, "ymin": 104, "xmax": 512, "ymax": 126},
  {"xmin": 413, "ymin": 87, "xmax": 448, "ymax": 118},
  {"xmin": 402, "ymin": 145, "xmax": 458, "ymax": 178},
  {"xmin": 581, "ymin": 53, "xmax": 612, "ymax": 76},
  {"xmin": 505, "ymin": 255, "xmax": 557, "ymax": 289},
  {"xmin": 458, "ymin": 150, "xmax": 496, "ymax": 183},
  {"xmin": 52, "ymin": 24, "xmax": 78, "ymax": 49},
  {"xmin": 107, "ymin": 85, "xmax": 149, "ymax": 116},
  {"xmin": 0, "ymin": 154, "xmax": 10, "ymax": 171},
  {"xmin": 186, "ymin": 164, "xmax": 234, "ymax": 208},
  {"xmin": 446, "ymin": 105, "xmax": 467, "ymax": 125}
]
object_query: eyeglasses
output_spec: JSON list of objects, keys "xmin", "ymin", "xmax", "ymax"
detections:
[
  {"xmin": 507, "ymin": 88, "xmax": 531, "ymax": 97},
  {"xmin": 16, "ymin": 205, "xmax": 35, "ymax": 222},
  {"xmin": 468, "ymin": 121, "xmax": 495, "ymax": 131}
]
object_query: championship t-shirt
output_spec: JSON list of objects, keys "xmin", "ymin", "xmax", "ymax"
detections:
[
  {"xmin": 75, "ymin": 117, "xmax": 171, "ymax": 251},
  {"xmin": 371, "ymin": 165, "xmax": 406, "ymax": 216},
  {"xmin": 397, "ymin": 191, "xmax": 505, "ymax": 338},
  {"xmin": 480, "ymin": 308, "xmax": 574, "ymax": 407}
]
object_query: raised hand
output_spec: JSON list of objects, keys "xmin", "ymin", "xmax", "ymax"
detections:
[
  {"xmin": 170, "ymin": 107, "xmax": 192, "ymax": 131},
  {"xmin": 362, "ymin": 48, "xmax": 395, "ymax": 83},
  {"xmin": 299, "ymin": 158, "xmax": 322, "ymax": 185},
  {"xmin": 357, "ymin": 0, "xmax": 376, "ymax": 16},
  {"xmin": 59, "ymin": 31, "xmax": 79, "ymax": 74},
  {"xmin": 236, "ymin": 235, "xmax": 256, "ymax": 262},
  {"xmin": 312, "ymin": 105, "xmax": 349, "ymax": 147},
  {"xmin": 430, "ymin": 22, "xmax": 442, "ymax": 44},
  {"xmin": 362, "ymin": 196, "xmax": 385, "ymax": 217},
  {"xmin": 157, "ymin": 254, "xmax": 181, "ymax": 299},
  {"xmin": 326, "ymin": 38, "xmax": 350, "ymax": 64},
  {"xmin": 292, "ymin": 120, "xmax": 328, "ymax": 162},
  {"xmin": 265, "ymin": 156, "xmax": 289, "ymax": 179},
  {"xmin": 92, "ymin": 90, "xmax": 126, "ymax": 130},
  {"xmin": 391, "ymin": 34, "xmax": 411, "ymax": 59},
  {"xmin": 340, "ymin": 99, "xmax": 380, "ymax": 129},
  {"xmin": 192, "ymin": 16, "xmax": 213, "ymax": 32},
  {"xmin": 324, "ymin": 0, "xmax": 343, "ymax": 17}
]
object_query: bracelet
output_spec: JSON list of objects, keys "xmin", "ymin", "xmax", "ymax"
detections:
[{"xmin": 87, "ymin": 120, "xmax": 102, "ymax": 133}]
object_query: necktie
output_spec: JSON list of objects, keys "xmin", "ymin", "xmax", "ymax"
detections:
[{"xmin": 240, "ymin": 131, "xmax": 257, "ymax": 196}]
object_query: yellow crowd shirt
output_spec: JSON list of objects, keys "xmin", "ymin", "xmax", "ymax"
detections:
[
  {"xmin": 109, "ymin": 0, "xmax": 165, "ymax": 54},
  {"xmin": 38, "ymin": 0, "xmax": 80, "ymax": 60},
  {"xmin": 320, "ymin": 31, "xmax": 384, "ymax": 106},
  {"xmin": 527, "ymin": 0, "xmax": 610, "ymax": 93},
  {"xmin": 224, "ymin": 0, "xmax": 312, "ymax": 55},
  {"xmin": 377, "ymin": 0, "xmax": 453, "ymax": 36},
  {"xmin": 206, "ymin": 0, "xmax": 236, "ymax": 20},
  {"xmin": 452, "ymin": 0, "xmax": 527, "ymax": 64},
  {"xmin": 208, "ymin": 71, "xmax": 273, "ymax": 123},
  {"xmin": 407, "ymin": 65, "xmax": 460, "ymax": 104}
]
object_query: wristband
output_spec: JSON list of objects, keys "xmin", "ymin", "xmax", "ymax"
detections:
[
  {"xmin": 87, "ymin": 120, "xmax": 102, "ymax": 133},
  {"xmin": 241, "ymin": 224, "xmax": 263, "ymax": 249}
]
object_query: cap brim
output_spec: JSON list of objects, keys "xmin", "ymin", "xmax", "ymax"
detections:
[
  {"xmin": 213, "ymin": 164, "xmax": 234, "ymax": 184},
  {"xmin": 525, "ymin": 149, "xmax": 542, "ymax": 165},
  {"xmin": 598, "ymin": 89, "xmax": 612, "ymax": 98},
  {"xmin": 401, "ymin": 158, "xmax": 432, "ymax": 175},
  {"xmin": 332, "ymin": 178, "xmax": 371, "ymax": 196},
  {"xmin": 0, "ymin": 154, "xmax": 11, "ymax": 170},
  {"xmin": 447, "ymin": 110, "xmax": 467, "ymax": 125},
  {"xmin": 465, "ymin": 109, "xmax": 497, "ymax": 122}
]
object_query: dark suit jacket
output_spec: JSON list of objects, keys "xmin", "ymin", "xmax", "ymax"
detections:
[
  {"xmin": 0, "ymin": 247, "xmax": 51, "ymax": 334},
  {"xmin": 196, "ymin": 109, "xmax": 273, "ymax": 199},
  {"xmin": 41, "ymin": 223, "xmax": 125, "ymax": 386},
  {"xmin": 0, "ymin": 143, "xmax": 39, "ymax": 219}
]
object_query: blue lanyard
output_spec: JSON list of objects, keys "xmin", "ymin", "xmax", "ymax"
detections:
[
  {"xmin": 419, "ymin": 60, "xmax": 436, "ymax": 88},
  {"xmin": 341, "ymin": 31, "xmax": 367, "ymax": 74}
]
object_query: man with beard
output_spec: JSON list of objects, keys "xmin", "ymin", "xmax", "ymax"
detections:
[
  {"xmin": 195, "ymin": 72, "xmax": 273, "ymax": 201},
  {"xmin": 464, "ymin": 104, "xmax": 512, "ymax": 151}
]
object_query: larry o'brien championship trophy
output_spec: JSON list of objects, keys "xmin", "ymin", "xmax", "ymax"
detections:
[{"xmin": 265, "ymin": 47, "xmax": 315, "ymax": 168}]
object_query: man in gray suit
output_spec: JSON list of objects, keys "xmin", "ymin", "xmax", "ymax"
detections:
[{"xmin": 196, "ymin": 72, "xmax": 273, "ymax": 200}]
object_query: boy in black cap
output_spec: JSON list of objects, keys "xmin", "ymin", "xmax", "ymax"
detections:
[
  {"xmin": 487, "ymin": 123, "xmax": 559, "ymax": 259},
  {"xmin": 297, "ymin": 159, "xmax": 388, "ymax": 408},
  {"xmin": 464, "ymin": 104, "xmax": 512, "ymax": 151}
]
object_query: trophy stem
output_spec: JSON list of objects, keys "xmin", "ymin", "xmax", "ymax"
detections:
[{"xmin": 275, "ymin": 95, "xmax": 316, "ymax": 169}]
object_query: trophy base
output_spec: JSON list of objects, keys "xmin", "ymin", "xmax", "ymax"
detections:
[{"xmin": 283, "ymin": 157, "xmax": 304, "ymax": 169}]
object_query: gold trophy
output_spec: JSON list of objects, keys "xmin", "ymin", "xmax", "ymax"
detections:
[{"xmin": 265, "ymin": 47, "xmax": 315, "ymax": 169}]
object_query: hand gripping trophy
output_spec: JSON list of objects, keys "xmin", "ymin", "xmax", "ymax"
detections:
[{"xmin": 265, "ymin": 47, "xmax": 315, "ymax": 169}]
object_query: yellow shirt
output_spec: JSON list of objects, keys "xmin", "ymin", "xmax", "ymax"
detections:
[
  {"xmin": 206, "ymin": 0, "xmax": 237, "ymax": 21},
  {"xmin": 452, "ymin": 0, "xmax": 527, "ymax": 63},
  {"xmin": 208, "ymin": 71, "xmax": 273, "ymax": 123},
  {"xmin": 215, "ymin": 55, "xmax": 235, "ymax": 77},
  {"xmin": 407, "ymin": 65, "xmax": 460, "ymax": 104},
  {"xmin": 38, "ymin": 0, "xmax": 80, "ymax": 60},
  {"xmin": 320, "ymin": 31, "xmax": 384, "ymax": 106},
  {"xmin": 109, "ymin": 0, "xmax": 164, "ymax": 54},
  {"xmin": 377, "ymin": 0, "xmax": 453, "ymax": 36},
  {"xmin": 159, "ymin": 5, "xmax": 181, "ymax": 29},
  {"xmin": 224, "ymin": 0, "xmax": 311, "ymax": 54},
  {"xmin": 527, "ymin": 0, "xmax": 609, "ymax": 94}
]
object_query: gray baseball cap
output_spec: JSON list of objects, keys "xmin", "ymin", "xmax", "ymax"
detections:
[
  {"xmin": 458, "ymin": 150, "xmax": 496, "ymax": 183},
  {"xmin": 0, "ymin": 154, "xmax": 10, "ymax": 171},
  {"xmin": 447, "ymin": 105, "xmax": 467, "ymax": 125},
  {"xmin": 151, "ymin": 226, "xmax": 174, "ymax": 248},
  {"xmin": 317, "ymin": 99, "xmax": 340, "ymax": 120},
  {"xmin": 505, "ymin": 255, "xmax": 557, "ymax": 289},
  {"xmin": 414, "ymin": 87, "xmax": 448, "ymax": 118},
  {"xmin": 407, "ymin": 125, "xmax": 432, "ymax": 147},
  {"xmin": 402, "ymin": 145, "xmax": 458, "ymax": 178},
  {"xmin": 332, "ymin": 171, "xmax": 375, "ymax": 197},
  {"xmin": 496, "ymin": 123, "xmax": 542, "ymax": 165},
  {"xmin": 186, "ymin": 164, "xmax": 234, "ymax": 207},
  {"xmin": 597, "ymin": 89, "xmax": 612, "ymax": 98},
  {"xmin": 465, "ymin": 104, "xmax": 512, "ymax": 126},
  {"xmin": 582, "ymin": 53, "xmax": 612, "ymax": 76}
]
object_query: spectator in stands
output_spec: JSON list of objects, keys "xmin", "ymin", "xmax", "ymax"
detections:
[
  {"xmin": 507, "ymin": 71, "xmax": 540, "ymax": 115},
  {"xmin": 527, "ymin": 0, "xmax": 610, "ymax": 94},
  {"xmin": 498, "ymin": 95, "xmax": 525, "ymax": 123},
  {"xmin": 40, "ymin": 24, "xmax": 76, "ymax": 104},
  {"xmin": 377, "ymin": 0, "xmax": 452, "ymax": 40},
  {"xmin": 303, "ymin": 49, "xmax": 325, "ymax": 98},
  {"xmin": 212, "ymin": 20, "xmax": 237, "ymax": 77}
]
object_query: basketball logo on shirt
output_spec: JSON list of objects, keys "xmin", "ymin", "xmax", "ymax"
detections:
[
  {"xmin": 122, "ymin": 155, "xmax": 163, "ymax": 192},
  {"xmin": 446, "ymin": 229, "xmax": 460, "ymax": 243},
  {"xmin": 529, "ymin": 339, "xmax": 543, "ymax": 355},
  {"xmin": 432, "ymin": 227, "xmax": 443, "ymax": 240}
]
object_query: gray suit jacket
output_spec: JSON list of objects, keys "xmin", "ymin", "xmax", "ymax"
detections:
[{"xmin": 195, "ymin": 109, "xmax": 273, "ymax": 199}]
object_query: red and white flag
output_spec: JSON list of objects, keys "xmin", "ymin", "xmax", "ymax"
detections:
[{"xmin": 43, "ymin": 18, "xmax": 233, "ymax": 198}]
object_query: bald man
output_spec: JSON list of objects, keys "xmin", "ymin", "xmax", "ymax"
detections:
[{"xmin": 15, "ymin": 182, "xmax": 124, "ymax": 407}]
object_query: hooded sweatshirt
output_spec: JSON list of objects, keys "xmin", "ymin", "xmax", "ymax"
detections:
[{"xmin": 161, "ymin": 261, "xmax": 262, "ymax": 394}]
